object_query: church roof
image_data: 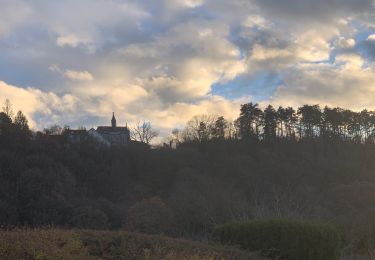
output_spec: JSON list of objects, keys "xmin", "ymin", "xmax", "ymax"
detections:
[
  {"xmin": 64, "ymin": 129, "xmax": 88, "ymax": 136},
  {"xmin": 96, "ymin": 113, "xmax": 129, "ymax": 135},
  {"xmin": 97, "ymin": 126, "xmax": 129, "ymax": 133}
]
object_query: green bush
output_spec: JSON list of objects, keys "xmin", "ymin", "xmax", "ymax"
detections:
[
  {"xmin": 212, "ymin": 219, "xmax": 341, "ymax": 260},
  {"xmin": 69, "ymin": 206, "xmax": 109, "ymax": 230}
]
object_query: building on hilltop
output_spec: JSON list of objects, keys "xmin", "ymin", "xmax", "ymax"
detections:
[
  {"xmin": 65, "ymin": 129, "xmax": 88, "ymax": 144},
  {"xmin": 94, "ymin": 113, "xmax": 130, "ymax": 146},
  {"xmin": 65, "ymin": 113, "xmax": 130, "ymax": 146}
]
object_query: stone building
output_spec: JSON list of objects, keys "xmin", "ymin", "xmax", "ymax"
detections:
[
  {"xmin": 94, "ymin": 113, "xmax": 130, "ymax": 146},
  {"xmin": 65, "ymin": 113, "xmax": 130, "ymax": 146},
  {"xmin": 64, "ymin": 129, "xmax": 89, "ymax": 144}
]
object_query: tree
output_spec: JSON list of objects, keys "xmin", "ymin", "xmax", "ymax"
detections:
[
  {"xmin": 44, "ymin": 124, "xmax": 65, "ymax": 135},
  {"xmin": 277, "ymin": 106, "xmax": 287, "ymax": 138},
  {"xmin": 360, "ymin": 110, "xmax": 372, "ymax": 142},
  {"xmin": 263, "ymin": 105, "xmax": 278, "ymax": 141},
  {"xmin": 212, "ymin": 116, "xmax": 228, "ymax": 139},
  {"xmin": 227, "ymin": 120, "xmax": 239, "ymax": 140},
  {"xmin": 131, "ymin": 121, "xmax": 159, "ymax": 144},
  {"xmin": 285, "ymin": 107, "xmax": 297, "ymax": 139},
  {"xmin": 2, "ymin": 99, "xmax": 14, "ymax": 119},
  {"xmin": 322, "ymin": 106, "xmax": 346, "ymax": 140},
  {"xmin": 297, "ymin": 105, "xmax": 322, "ymax": 139},
  {"xmin": 0, "ymin": 112, "xmax": 12, "ymax": 125},
  {"xmin": 237, "ymin": 102, "xmax": 262, "ymax": 139},
  {"xmin": 183, "ymin": 115, "xmax": 216, "ymax": 142},
  {"xmin": 167, "ymin": 128, "xmax": 183, "ymax": 147},
  {"xmin": 14, "ymin": 111, "xmax": 29, "ymax": 131},
  {"xmin": 198, "ymin": 122, "xmax": 209, "ymax": 142},
  {"xmin": 347, "ymin": 111, "xmax": 362, "ymax": 143}
]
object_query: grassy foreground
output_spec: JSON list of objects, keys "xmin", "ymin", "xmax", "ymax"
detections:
[{"xmin": 0, "ymin": 229, "xmax": 265, "ymax": 260}]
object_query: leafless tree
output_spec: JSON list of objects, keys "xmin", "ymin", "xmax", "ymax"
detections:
[
  {"xmin": 44, "ymin": 124, "xmax": 67, "ymax": 135},
  {"xmin": 165, "ymin": 128, "xmax": 183, "ymax": 148},
  {"xmin": 131, "ymin": 121, "xmax": 159, "ymax": 144},
  {"xmin": 2, "ymin": 99, "xmax": 14, "ymax": 118},
  {"xmin": 182, "ymin": 114, "xmax": 216, "ymax": 142},
  {"xmin": 227, "ymin": 120, "xmax": 239, "ymax": 140},
  {"xmin": 14, "ymin": 110, "xmax": 29, "ymax": 131}
]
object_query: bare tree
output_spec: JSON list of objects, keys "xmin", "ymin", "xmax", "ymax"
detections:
[
  {"xmin": 2, "ymin": 99, "xmax": 14, "ymax": 118},
  {"xmin": 171, "ymin": 128, "xmax": 182, "ymax": 143},
  {"xmin": 182, "ymin": 114, "xmax": 216, "ymax": 142},
  {"xmin": 131, "ymin": 121, "xmax": 159, "ymax": 144},
  {"xmin": 165, "ymin": 128, "xmax": 183, "ymax": 148},
  {"xmin": 227, "ymin": 120, "xmax": 239, "ymax": 140},
  {"xmin": 44, "ymin": 124, "xmax": 66, "ymax": 135},
  {"xmin": 14, "ymin": 110, "xmax": 29, "ymax": 131}
]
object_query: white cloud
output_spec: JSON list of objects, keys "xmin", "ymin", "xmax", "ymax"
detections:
[
  {"xmin": 183, "ymin": 0, "xmax": 204, "ymax": 8},
  {"xmin": 133, "ymin": 96, "xmax": 242, "ymax": 129},
  {"xmin": 56, "ymin": 34, "xmax": 83, "ymax": 48},
  {"xmin": 49, "ymin": 65, "xmax": 93, "ymax": 81},
  {"xmin": 2, "ymin": 0, "xmax": 375, "ymax": 136},
  {"xmin": 243, "ymin": 15, "xmax": 272, "ymax": 29},
  {"xmin": 294, "ymin": 29, "xmax": 333, "ymax": 62},
  {"xmin": 0, "ymin": 81, "xmax": 79, "ymax": 128},
  {"xmin": 334, "ymin": 37, "xmax": 356, "ymax": 49},
  {"xmin": 116, "ymin": 19, "xmax": 246, "ymax": 101},
  {"xmin": 335, "ymin": 53, "xmax": 365, "ymax": 70},
  {"xmin": 270, "ymin": 58, "xmax": 375, "ymax": 111},
  {"xmin": 64, "ymin": 70, "xmax": 93, "ymax": 81}
]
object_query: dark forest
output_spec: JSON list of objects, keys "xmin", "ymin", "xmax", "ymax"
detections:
[{"xmin": 1, "ymin": 101, "xmax": 375, "ymax": 258}]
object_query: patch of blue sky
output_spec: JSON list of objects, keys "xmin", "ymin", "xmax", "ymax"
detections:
[
  {"xmin": 211, "ymin": 71, "xmax": 283, "ymax": 103},
  {"xmin": 347, "ymin": 21, "xmax": 375, "ymax": 66}
]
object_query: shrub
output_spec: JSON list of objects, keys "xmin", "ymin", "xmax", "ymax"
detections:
[
  {"xmin": 348, "ymin": 220, "xmax": 375, "ymax": 254},
  {"xmin": 69, "ymin": 206, "xmax": 109, "ymax": 229},
  {"xmin": 125, "ymin": 197, "xmax": 173, "ymax": 234},
  {"xmin": 212, "ymin": 219, "xmax": 341, "ymax": 260}
]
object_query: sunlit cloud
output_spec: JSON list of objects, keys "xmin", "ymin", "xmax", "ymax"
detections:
[{"xmin": 1, "ymin": 0, "xmax": 375, "ymax": 135}]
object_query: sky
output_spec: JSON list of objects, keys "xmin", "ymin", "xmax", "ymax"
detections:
[{"xmin": 1, "ymin": 0, "xmax": 375, "ymax": 135}]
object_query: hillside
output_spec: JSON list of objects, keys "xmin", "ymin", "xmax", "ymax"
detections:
[
  {"xmin": 0, "ymin": 229, "xmax": 264, "ymax": 260},
  {"xmin": 3, "ymin": 105, "xmax": 375, "ymax": 256}
]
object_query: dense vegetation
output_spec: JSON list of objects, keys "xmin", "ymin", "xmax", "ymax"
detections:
[
  {"xmin": 2, "ymin": 100, "xmax": 375, "ymax": 257},
  {"xmin": 212, "ymin": 219, "xmax": 341, "ymax": 260}
]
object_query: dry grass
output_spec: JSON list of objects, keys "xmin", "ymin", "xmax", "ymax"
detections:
[
  {"xmin": 0, "ymin": 229, "xmax": 266, "ymax": 260},
  {"xmin": 0, "ymin": 229, "xmax": 91, "ymax": 260}
]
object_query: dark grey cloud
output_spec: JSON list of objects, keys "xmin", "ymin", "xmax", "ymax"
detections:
[
  {"xmin": 362, "ymin": 38, "xmax": 375, "ymax": 61},
  {"xmin": 254, "ymin": 0, "xmax": 374, "ymax": 21}
]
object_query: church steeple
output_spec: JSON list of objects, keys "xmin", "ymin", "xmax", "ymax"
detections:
[{"xmin": 111, "ymin": 112, "xmax": 117, "ymax": 128}]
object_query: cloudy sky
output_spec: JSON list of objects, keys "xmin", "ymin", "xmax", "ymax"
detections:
[{"xmin": 1, "ymin": 0, "xmax": 375, "ymax": 133}]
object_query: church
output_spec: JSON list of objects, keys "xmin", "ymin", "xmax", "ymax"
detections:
[
  {"xmin": 93, "ymin": 113, "xmax": 130, "ymax": 146},
  {"xmin": 65, "ymin": 113, "xmax": 130, "ymax": 146}
]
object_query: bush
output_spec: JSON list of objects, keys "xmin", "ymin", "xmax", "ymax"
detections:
[
  {"xmin": 349, "ymin": 220, "xmax": 375, "ymax": 254},
  {"xmin": 212, "ymin": 219, "xmax": 341, "ymax": 260},
  {"xmin": 69, "ymin": 206, "xmax": 109, "ymax": 230},
  {"xmin": 125, "ymin": 197, "xmax": 173, "ymax": 234}
]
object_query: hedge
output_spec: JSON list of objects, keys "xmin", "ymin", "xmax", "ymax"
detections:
[{"xmin": 212, "ymin": 219, "xmax": 341, "ymax": 260}]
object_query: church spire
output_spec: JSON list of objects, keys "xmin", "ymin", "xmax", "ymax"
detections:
[{"xmin": 111, "ymin": 112, "xmax": 117, "ymax": 127}]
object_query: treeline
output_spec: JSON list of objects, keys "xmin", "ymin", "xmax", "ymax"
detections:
[
  {"xmin": 2, "ymin": 99, "xmax": 375, "ymax": 257},
  {"xmin": 170, "ymin": 103, "xmax": 375, "ymax": 145}
]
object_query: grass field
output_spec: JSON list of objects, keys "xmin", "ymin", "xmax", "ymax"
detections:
[{"xmin": 0, "ymin": 229, "xmax": 266, "ymax": 260}]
